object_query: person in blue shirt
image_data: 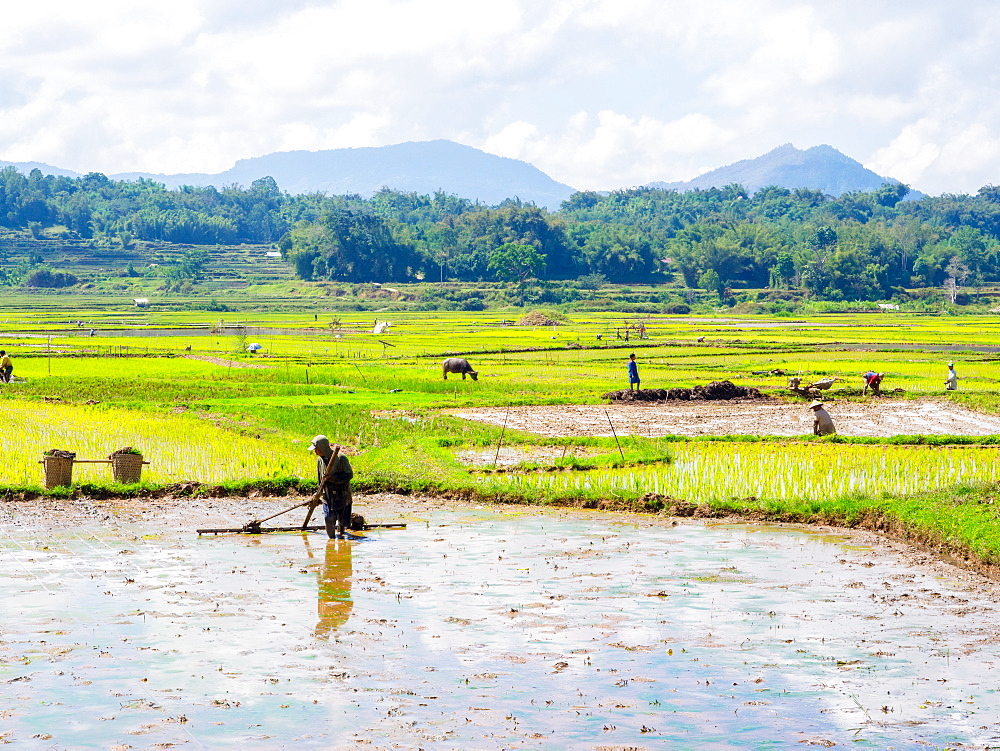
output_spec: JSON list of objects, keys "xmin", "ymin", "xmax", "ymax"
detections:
[{"xmin": 627, "ymin": 353, "xmax": 640, "ymax": 390}]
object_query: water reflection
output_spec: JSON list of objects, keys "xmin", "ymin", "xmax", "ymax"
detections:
[
  {"xmin": 2, "ymin": 511, "xmax": 997, "ymax": 748},
  {"xmin": 312, "ymin": 538, "xmax": 353, "ymax": 639}
]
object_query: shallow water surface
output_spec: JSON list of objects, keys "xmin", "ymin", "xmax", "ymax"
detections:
[{"xmin": 2, "ymin": 508, "xmax": 999, "ymax": 749}]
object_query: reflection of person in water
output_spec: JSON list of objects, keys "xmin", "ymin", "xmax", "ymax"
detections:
[{"xmin": 315, "ymin": 539, "xmax": 353, "ymax": 640}]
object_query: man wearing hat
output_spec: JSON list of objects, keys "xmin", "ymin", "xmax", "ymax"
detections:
[
  {"xmin": 945, "ymin": 362, "xmax": 959, "ymax": 391},
  {"xmin": 309, "ymin": 435, "xmax": 354, "ymax": 538},
  {"xmin": 809, "ymin": 401, "xmax": 836, "ymax": 436}
]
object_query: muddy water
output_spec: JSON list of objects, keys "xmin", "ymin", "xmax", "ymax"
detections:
[{"xmin": 2, "ymin": 506, "xmax": 999, "ymax": 749}]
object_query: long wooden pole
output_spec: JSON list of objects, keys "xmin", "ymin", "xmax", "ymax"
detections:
[
  {"xmin": 493, "ymin": 406, "xmax": 511, "ymax": 468},
  {"xmin": 605, "ymin": 409, "xmax": 626, "ymax": 461},
  {"xmin": 238, "ymin": 446, "xmax": 341, "ymax": 533},
  {"xmin": 301, "ymin": 445, "xmax": 341, "ymax": 529}
]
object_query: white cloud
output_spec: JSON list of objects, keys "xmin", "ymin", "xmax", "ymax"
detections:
[
  {"xmin": 868, "ymin": 121, "xmax": 943, "ymax": 186},
  {"xmin": 705, "ymin": 6, "xmax": 843, "ymax": 108},
  {"xmin": 0, "ymin": 0, "xmax": 999, "ymax": 193},
  {"xmin": 482, "ymin": 110, "xmax": 734, "ymax": 189},
  {"xmin": 871, "ymin": 120, "xmax": 1000, "ymax": 193}
]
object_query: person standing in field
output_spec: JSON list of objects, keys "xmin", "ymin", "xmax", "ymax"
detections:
[
  {"xmin": 810, "ymin": 400, "xmax": 836, "ymax": 436},
  {"xmin": 945, "ymin": 362, "xmax": 959, "ymax": 391},
  {"xmin": 310, "ymin": 435, "xmax": 354, "ymax": 539},
  {"xmin": 627, "ymin": 353, "xmax": 640, "ymax": 391},
  {"xmin": 0, "ymin": 350, "xmax": 12, "ymax": 383}
]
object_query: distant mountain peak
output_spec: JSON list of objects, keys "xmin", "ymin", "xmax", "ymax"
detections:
[{"xmin": 647, "ymin": 143, "xmax": 916, "ymax": 197}]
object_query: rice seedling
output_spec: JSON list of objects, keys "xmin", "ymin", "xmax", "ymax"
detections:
[
  {"xmin": 3, "ymin": 400, "xmax": 304, "ymax": 485},
  {"xmin": 484, "ymin": 442, "xmax": 1000, "ymax": 507}
]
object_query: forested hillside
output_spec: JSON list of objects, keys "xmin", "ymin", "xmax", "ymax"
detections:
[{"xmin": 3, "ymin": 164, "xmax": 1000, "ymax": 302}]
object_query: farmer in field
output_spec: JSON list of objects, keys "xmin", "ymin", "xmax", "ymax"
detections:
[
  {"xmin": 861, "ymin": 371, "xmax": 883, "ymax": 395},
  {"xmin": 627, "ymin": 353, "xmax": 640, "ymax": 390},
  {"xmin": 810, "ymin": 400, "xmax": 836, "ymax": 436},
  {"xmin": 945, "ymin": 362, "xmax": 959, "ymax": 391},
  {"xmin": 310, "ymin": 435, "xmax": 354, "ymax": 539},
  {"xmin": 0, "ymin": 350, "xmax": 12, "ymax": 383}
]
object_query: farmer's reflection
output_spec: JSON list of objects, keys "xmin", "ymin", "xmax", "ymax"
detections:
[{"xmin": 315, "ymin": 539, "xmax": 353, "ymax": 640}]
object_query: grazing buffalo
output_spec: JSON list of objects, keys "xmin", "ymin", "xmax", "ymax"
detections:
[{"xmin": 442, "ymin": 358, "xmax": 478, "ymax": 381}]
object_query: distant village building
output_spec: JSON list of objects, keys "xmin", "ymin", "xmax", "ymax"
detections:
[
  {"xmin": 877, "ymin": 303, "xmax": 900, "ymax": 311},
  {"xmin": 265, "ymin": 251, "xmax": 282, "ymax": 258},
  {"xmin": 133, "ymin": 298, "xmax": 149, "ymax": 307}
]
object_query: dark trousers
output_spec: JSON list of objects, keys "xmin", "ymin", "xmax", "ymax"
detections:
[
  {"xmin": 0, "ymin": 366, "xmax": 11, "ymax": 383},
  {"xmin": 323, "ymin": 500, "xmax": 352, "ymax": 537}
]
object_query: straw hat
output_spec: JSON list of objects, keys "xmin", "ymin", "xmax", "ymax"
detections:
[
  {"xmin": 308, "ymin": 434, "xmax": 331, "ymax": 452},
  {"xmin": 808, "ymin": 400, "xmax": 824, "ymax": 409}
]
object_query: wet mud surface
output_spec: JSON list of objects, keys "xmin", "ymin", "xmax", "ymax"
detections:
[
  {"xmin": 182, "ymin": 354, "xmax": 274, "ymax": 369},
  {"xmin": 2, "ymin": 495, "xmax": 1000, "ymax": 749},
  {"xmin": 451, "ymin": 398, "xmax": 1000, "ymax": 438}
]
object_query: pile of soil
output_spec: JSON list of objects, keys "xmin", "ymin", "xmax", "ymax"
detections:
[
  {"xmin": 517, "ymin": 310, "xmax": 562, "ymax": 326},
  {"xmin": 602, "ymin": 380, "xmax": 763, "ymax": 402}
]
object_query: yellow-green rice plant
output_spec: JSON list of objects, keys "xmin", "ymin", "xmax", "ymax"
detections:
[
  {"xmin": 3, "ymin": 401, "xmax": 304, "ymax": 485},
  {"xmin": 483, "ymin": 442, "xmax": 1000, "ymax": 505}
]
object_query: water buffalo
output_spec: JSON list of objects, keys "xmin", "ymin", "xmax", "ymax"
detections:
[{"xmin": 442, "ymin": 357, "xmax": 478, "ymax": 381}]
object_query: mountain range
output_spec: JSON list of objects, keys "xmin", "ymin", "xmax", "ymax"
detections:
[
  {"xmin": 0, "ymin": 141, "xmax": 576, "ymax": 210},
  {"xmin": 1, "ymin": 141, "xmax": 917, "ymax": 209}
]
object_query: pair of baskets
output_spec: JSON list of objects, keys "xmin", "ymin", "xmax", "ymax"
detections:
[{"xmin": 42, "ymin": 452, "xmax": 145, "ymax": 489}]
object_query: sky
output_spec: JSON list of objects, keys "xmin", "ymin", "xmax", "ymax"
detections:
[{"xmin": 2, "ymin": 0, "xmax": 999, "ymax": 195}]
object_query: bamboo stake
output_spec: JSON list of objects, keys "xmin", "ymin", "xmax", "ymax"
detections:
[
  {"xmin": 493, "ymin": 406, "xmax": 511, "ymax": 468},
  {"xmin": 605, "ymin": 409, "xmax": 626, "ymax": 461}
]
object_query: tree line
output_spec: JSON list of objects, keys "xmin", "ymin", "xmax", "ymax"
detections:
[{"xmin": 4, "ymin": 163, "xmax": 1000, "ymax": 300}]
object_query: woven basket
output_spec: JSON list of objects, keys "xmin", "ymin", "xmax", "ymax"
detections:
[
  {"xmin": 111, "ymin": 453, "xmax": 144, "ymax": 484},
  {"xmin": 43, "ymin": 456, "xmax": 74, "ymax": 489}
]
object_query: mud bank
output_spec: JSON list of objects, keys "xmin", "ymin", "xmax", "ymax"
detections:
[{"xmin": 451, "ymin": 398, "xmax": 1000, "ymax": 438}]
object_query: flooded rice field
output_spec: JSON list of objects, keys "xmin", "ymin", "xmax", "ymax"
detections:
[
  {"xmin": 6, "ymin": 326, "xmax": 322, "ymax": 339},
  {"xmin": 2, "ymin": 496, "xmax": 1000, "ymax": 749}
]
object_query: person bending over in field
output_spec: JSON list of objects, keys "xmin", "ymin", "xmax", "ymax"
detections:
[
  {"xmin": 0, "ymin": 351, "xmax": 12, "ymax": 383},
  {"xmin": 627, "ymin": 353, "xmax": 640, "ymax": 391},
  {"xmin": 861, "ymin": 371, "xmax": 883, "ymax": 396},
  {"xmin": 310, "ymin": 435, "xmax": 354, "ymax": 539},
  {"xmin": 810, "ymin": 400, "xmax": 836, "ymax": 436}
]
